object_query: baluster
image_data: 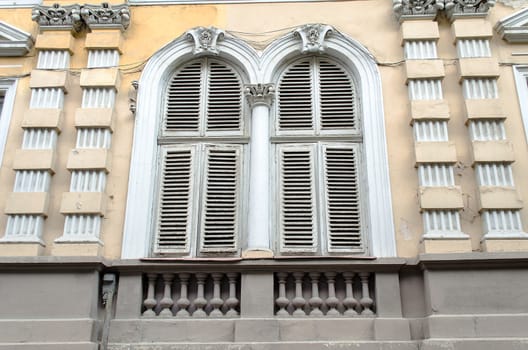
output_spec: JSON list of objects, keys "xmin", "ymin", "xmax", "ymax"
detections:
[
  {"xmin": 325, "ymin": 272, "xmax": 340, "ymax": 316},
  {"xmin": 210, "ymin": 273, "xmax": 224, "ymax": 317},
  {"xmin": 308, "ymin": 272, "xmax": 323, "ymax": 316},
  {"xmin": 175, "ymin": 273, "xmax": 191, "ymax": 317},
  {"xmin": 142, "ymin": 273, "xmax": 158, "ymax": 317},
  {"xmin": 292, "ymin": 272, "xmax": 307, "ymax": 317},
  {"xmin": 342, "ymin": 272, "xmax": 358, "ymax": 316},
  {"xmin": 225, "ymin": 272, "xmax": 239, "ymax": 317},
  {"xmin": 159, "ymin": 273, "xmax": 174, "ymax": 317},
  {"xmin": 275, "ymin": 272, "xmax": 290, "ymax": 316},
  {"xmin": 359, "ymin": 272, "xmax": 374, "ymax": 315},
  {"xmin": 192, "ymin": 273, "xmax": 208, "ymax": 317}
]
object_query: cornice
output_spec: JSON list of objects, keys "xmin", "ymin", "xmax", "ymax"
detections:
[
  {"xmin": 495, "ymin": 7, "xmax": 528, "ymax": 43},
  {"xmin": 81, "ymin": 2, "xmax": 130, "ymax": 31},
  {"xmin": 0, "ymin": 21, "xmax": 33, "ymax": 57},
  {"xmin": 393, "ymin": 0, "xmax": 444, "ymax": 22},
  {"xmin": 31, "ymin": 3, "xmax": 83, "ymax": 32},
  {"xmin": 445, "ymin": 0, "xmax": 495, "ymax": 21}
]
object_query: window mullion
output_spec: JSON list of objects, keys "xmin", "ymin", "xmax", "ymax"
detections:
[
  {"xmin": 200, "ymin": 58, "xmax": 209, "ymax": 137},
  {"xmin": 313, "ymin": 57, "xmax": 322, "ymax": 136}
]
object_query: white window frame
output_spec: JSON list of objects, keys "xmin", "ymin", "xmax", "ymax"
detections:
[
  {"xmin": 122, "ymin": 26, "xmax": 396, "ymax": 259},
  {"xmin": 513, "ymin": 65, "xmax": 528, "ymax": 145},
  {"xmin": 0, "ymin": 80, "xmax": 17, "ymax": 167},
  {"xmin": 0, "ymin": 0, "xmax": 41, "ymax": 8}
]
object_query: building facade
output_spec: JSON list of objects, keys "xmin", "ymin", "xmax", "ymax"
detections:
[{"xmin": 0, "ymin": 0, "xmax": 528, "ymax": 349}]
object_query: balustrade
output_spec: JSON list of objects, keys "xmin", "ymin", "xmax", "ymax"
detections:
[{"xmin": 274, "ymin": 271, "xmax": 375, "ymax": 316}]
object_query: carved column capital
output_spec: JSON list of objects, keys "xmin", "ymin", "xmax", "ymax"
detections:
[
  {"xmin": 444, "ymin": 0, "xmax": 495, "ymax": 20},
  {"xmin": 294, "ymin": 24, "xmax": 333, "ymax": 54},
  {"xmin": 31, "ymin": 3, "xmax": 83, "ymax": 32},
  {"xmin": 80, "ymin": 2, "xmax": 131, "ymax": 31},
  {"xmin": 245, "ymin": 84, "xmax": 275, "ymax": 108},
  {"xmin": 392, "ymin": 0, "xmax": 444, "ymax": 22},
  {"xmin": 186, "ymin": 27, "xmax": 225, "ymax": 56}
]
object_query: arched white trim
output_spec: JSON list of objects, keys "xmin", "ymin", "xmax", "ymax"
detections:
[
  {"xmin": 261, "ymin": 30, "xmax": 397, "ymax": 257},
  {"xmin": 122, "ymin": 26, "xmax": 397, "ymax": 258},
  {"xmin": 121, "ymin": 33, "xmax": 260, "ymax": 259}
]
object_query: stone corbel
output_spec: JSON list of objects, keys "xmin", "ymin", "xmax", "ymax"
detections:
[
  {"xmin": 294, "ymin": 24, "xmax": 333, "ymax": 54},
  {"xmin": 245, "ymin": 84, "xmax": 275, "ymax": 108},
  {"xmin": 80, "ymin": 2, "xmax": 131, "ymax": 31},
  {"xmin": 445, "ymin": 0, "xmax": 495, "ymax": 20},
  {"xmin": 32, "ymin": 3, "xmax": 83, "ymax": 32},
  {"xmin": 186, "ymin": 27, "xmax": 225, "ymax": 56},
  {"xmin": 393, "ymin": 0, "xmax": 444, "ymax": 22}
]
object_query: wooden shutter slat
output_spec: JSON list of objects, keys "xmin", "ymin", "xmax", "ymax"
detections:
[{"xmin": 278, "ymin": 60, "xmax": 314, "ymax": 131}]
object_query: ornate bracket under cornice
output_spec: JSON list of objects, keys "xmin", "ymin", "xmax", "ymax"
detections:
[
  {"xmin": 445, "ymin": 0, "xmax": 495, "ymax": 20},
  {"xmin": 0, "ymin": 21, "xmax": 33, "ymax": 56},
  {"xmin": 495, "ymin": 7, "xmax": 528, "ymax": 42},
  {"xmin": 81, "ymin": 2, "xmax": 130, "ymax": 31},
  {"xmin": 186, "ymin": 27, "xmax": 225, "ymax": 56},
  {"xmin": 393, "ymin": 0, "xmax": 444, "ymax": 22},
  {"xmin": 245, "ymin": 84, "xmax": 275, "ymax": 108},
  {"xmin": 294, "ymin": 24, "xmax": 333, "ymax": 54},
  {"xmin": 32, "ymin": 3, "xmax": 83, "ymax": 32}
]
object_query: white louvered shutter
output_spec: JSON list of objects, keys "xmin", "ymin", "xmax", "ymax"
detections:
[
  {"xmin": 199, "ymin": 144, "xmax": 242, "ymax": 253},
  {"xmin": 322, "ymin": 144, "xmax": 364, "ymax": 252},
  {"xmin": 155, "ymin": 146, "xmax": 196, "ymax": 254},
  {"xmin": 165, "ymin": 58, "xmax": 243, "ymax": 136},
  {"xmin": 277, "ymin": 57, "xmax": 357, "ymax": 135},
  {"xmin": 278, "ymin": 144, "xmax": 318, "ymax": 253}
]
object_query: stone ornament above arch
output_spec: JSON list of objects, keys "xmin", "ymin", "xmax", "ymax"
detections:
[{"xmin": 122, "ymin": 24, "xmax": 397, "ymax": 259}]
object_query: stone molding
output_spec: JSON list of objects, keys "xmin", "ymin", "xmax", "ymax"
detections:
[
  {"xmin": 32, "ymin": 3, "xmax": 131, "ymax": 32},
  {"xmin": 445, "ymin": 0, "xmax": 495, "ymax": 20},
  {"xmin": 294, "ymin": 24, "xmax": 333, "ymax": 54},
  {"xmin": 245, "ymin": 84, "xmax": 275, "ymax": 108},
  {"xmin": 495, "ymin": 7, "xmax": 528, "ymax": 43},
  {"xmin": 186, "ymin": 27, "xmax": 225, "ymax": 55},
  {"xmin": 0, "ymin": 21, "xmax": 33, "ymax": 56},
  {"xmin": 81, "ymin": 2, "xmax": 130, "ymax": 31},
  {"xmin": 393, "ymin": 0, "xmax": 444, "ymax": 21}
]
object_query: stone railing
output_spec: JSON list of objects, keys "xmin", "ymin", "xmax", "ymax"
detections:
[{"xmin": 142, "ymin": 272, "xmax": 240, "ymax": 317}]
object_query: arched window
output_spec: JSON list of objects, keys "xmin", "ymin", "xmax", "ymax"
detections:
[
  {"xmin": 154, "ymin": 57, "xmax": 248, "ymax": 256},
  {"xmin": 273, "ymin": 56, "xmax": 365, "ymax": 254}
]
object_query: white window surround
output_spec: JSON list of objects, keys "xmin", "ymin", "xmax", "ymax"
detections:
[
  {"xmin": 122, "ymin": 26, "xmax": 396, "ymax": 258},
  {"xmin": 0, "ymin": 21, "xmax": 33, "ymax": 56},
  {"xmin": 513, "ymin": 66, "xmax": 528, "ymax": 145},
  {"xmin": 0, "ymin": 1, "xmax": 41, "ymax": 8},
  {"xmin": 0, "ymin": 80, "xmax": 17, "ymax": 168}
]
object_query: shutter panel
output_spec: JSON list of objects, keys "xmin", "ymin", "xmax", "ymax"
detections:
[
  {"xmin": 318, "ymin": 59, "xmax": 357, "ymax": 131},
  {"xmin": 200, "ymin": 144, "xmax": 241, "ymax": 253},
  {"xmin": 278, "ymin": 144, "xmax": 317, "ymax": 253},
  {"xmin": 277, "ymin": 59, "xmax": 314, "ymax": 132},
  {"xmin": 165, "ymin": 61, "xmax": 202, "ymax": 133},
  {"xmin": 155, "ymin": 146, "xmax": 195, "ymax": 254},
  {"xmin": 322, "ymin": 144, "xmax": 364, "ymax": 252},
  {"xmin": 206, "ymin": 61, "xmax": 243, "ymax": 133}
]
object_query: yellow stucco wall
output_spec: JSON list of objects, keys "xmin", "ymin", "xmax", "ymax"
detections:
[{"xmin": 0, "ymin": 1, "xmax": 527, "ymax": 259}]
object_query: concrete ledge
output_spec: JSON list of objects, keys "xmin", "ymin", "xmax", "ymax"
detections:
[
  {"xmin": 0, "ymin": 344, "xmax": 97, "ymax": 350},
  {"xmin": 374, "ymin": 318, "xmax": 411, "ymax": 341},
  {"xmin": 5, "ymin": 192, "xmax": 49, "ymax": 215},
  {"xmin": 459, "ymin": 58, "xmax": 499, "ymax": 79},
  {"xmin": 479, "ymin": 187, "xmax": 523, "ymax": 210},
  {"xmin": 472, "ymin": 141, "xmax": 515, "ymax": 163},
  {"xmin": 401, "ymin": 21, "xmax": 439, "ymax": 41},
  {"xmin": 52, "ymin": 242, "xmax": 104, "ymax": 257},
  {"xmin": 411, "ymin": 100, "xmax": 450, "ymax": 121},
  {"xmin": 30, "ymin": 70, "xmax": 70, "ymax": 92},
  {"xmin": 415, "ymin": 142, "xmax": 457, "ymax": 164},
  {"xmin": 0, "ymin": 319, "xmax": 96, "ymax": 342},
  {"xmin": 419, "ymin": 187, "xmax": 464, "ymax": 210},
  {"xmin": 85, "ymin": 30, "xmax": 123, "ymax": 53},
  {"xmin": 0, "ymin": 242, "xmax": 44, "ymax": 256},
  {"xmin": 35, "ymin": 32, "xmax": 74, "ymax": 53},
  {"xmin": 465, "ymin": 99, "xmax": 504, "ymax": 120},
  {"xmin": 483, "ymin": 239, "xmax": 528, "ymax": 252},
  {"xmin": 422, "ymin": 339, "xmax": 528, "ymax": 350},
  {"xmin": 80, "ymin": 68, "xmax": 119, "ymax": 88},
  {"xmin": 75, "ymin": 108, "xmax": 115, "ymax": 130},
  {"xmin": 13, "ymin": 149, "xmax": 55, "ymax": 172},
  {"xmin": 67, "ymin": 149, "xmax": 111, "ymax": 171},
  {"xmin": 107, "ymin": 342, "xmax": 421, "ymax": 350},
  {"xmin": 22, "ymin": 109, "xmax": 63, "ymax": 131},
  {"xmin": 405, "ymin": 60, "xmax": 444, "ymax": 80},
  {"xmin": 425, "ymin": 314, "xmax": 528, "ymax": 338},
  {"xmin": 421, "ymin": 239, "xmax": 472, "ymax": 254},
  {"xmin": 452, "ymin": 19, "xmax": 492, "ymax": 39},
  {"xmin": 60, "ymin": 192, "xmax": 107, "ymax": 215}
]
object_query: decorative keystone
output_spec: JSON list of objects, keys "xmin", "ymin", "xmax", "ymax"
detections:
[
  {"xmin": 245, "ymin": 84, "xmax": 275, "ymax": 108},
  {"xmin": 393, "ymin": 0, "xmax": 444, "ymax": 21},
  {"xmin": 445, "ymin": 0, "xmax": 495, "ymax": 20},
  {"xmin": 186, "ymin": 27, "xmax": 225, "ymax": 56},
  {"xmin": 81, "ymin": 2, "xmax": 131, "ymax": 31},
  {"xmin": 294, "ymin": 24, "xmax": 333, "ymax": 54},
  {"xmin": 32, "ymin": 3, "xmax": 83, "ymax": 32}
]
